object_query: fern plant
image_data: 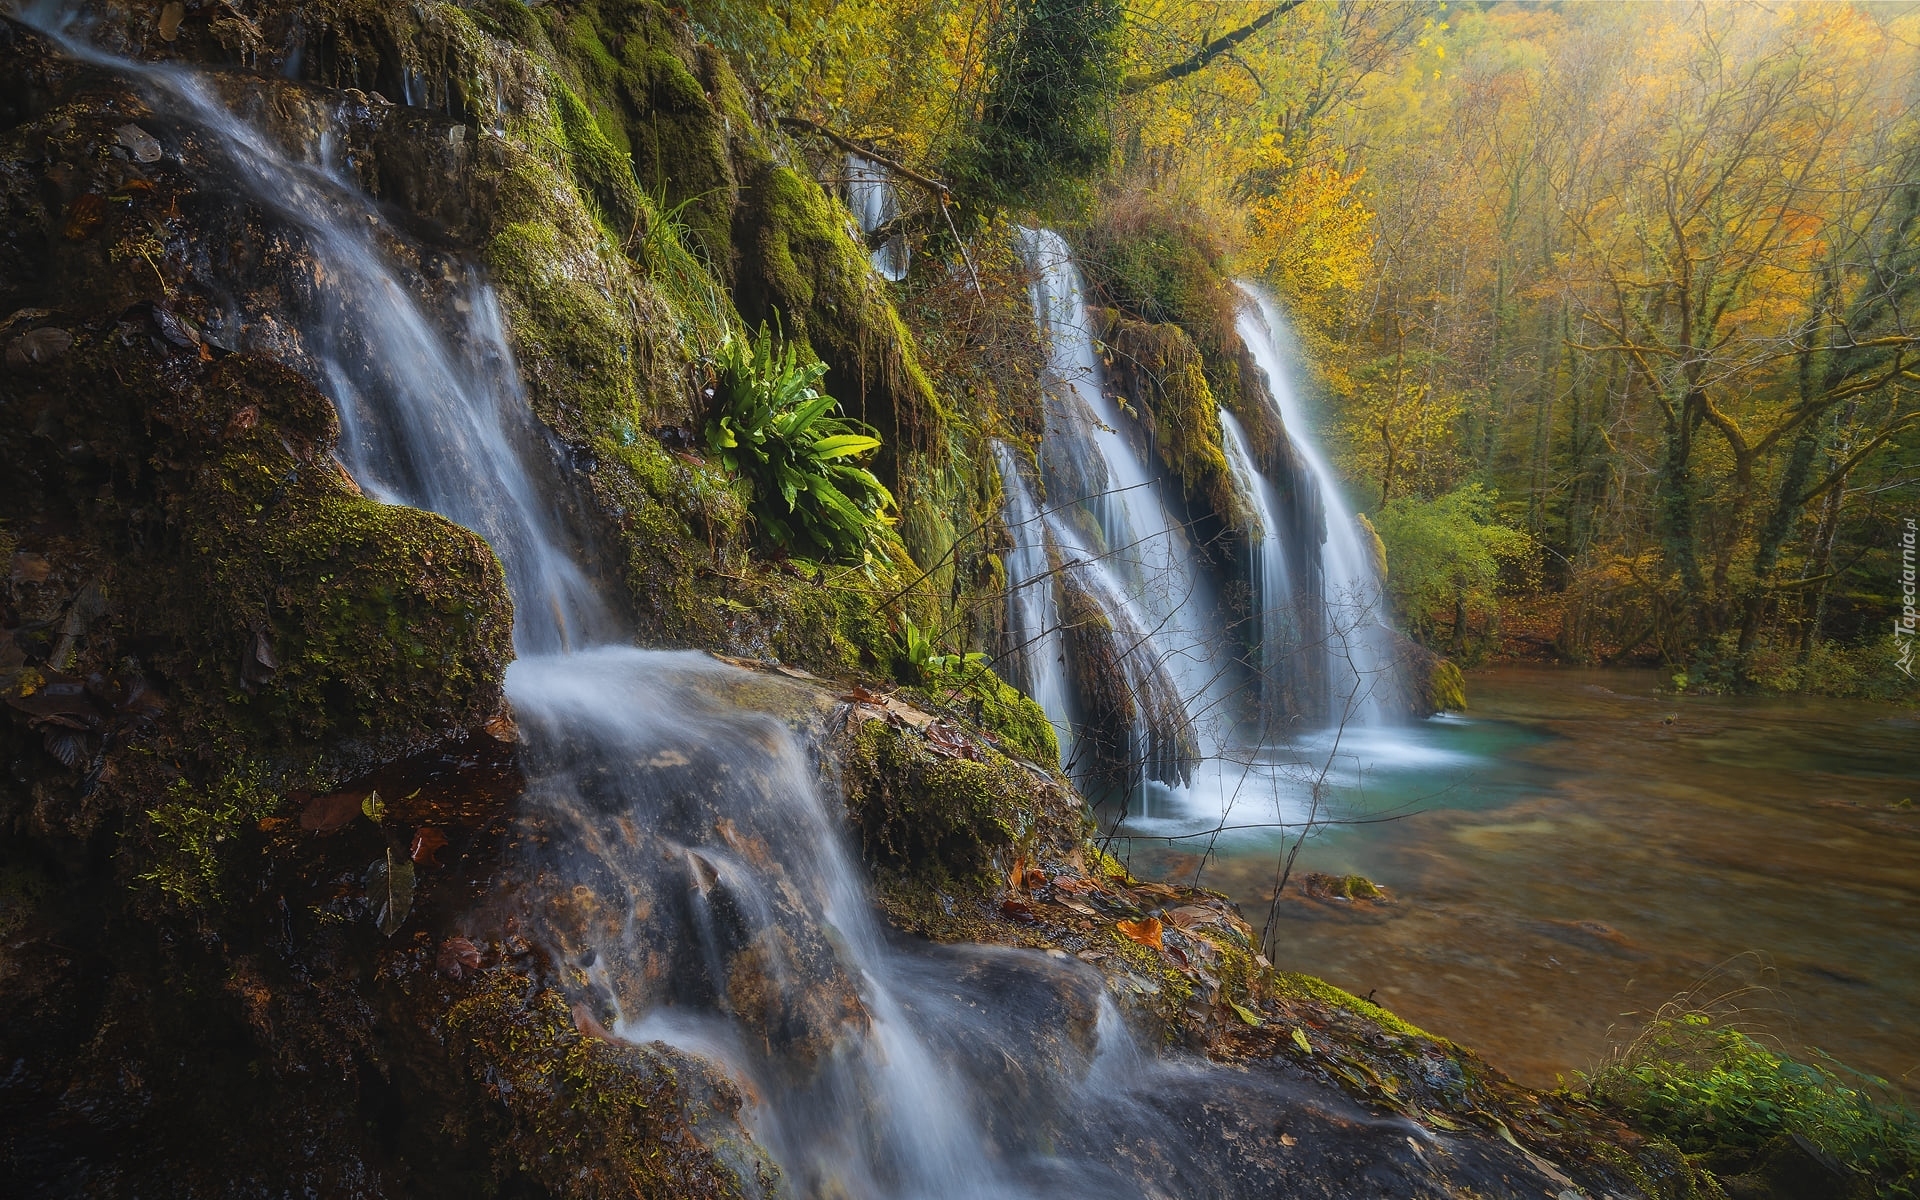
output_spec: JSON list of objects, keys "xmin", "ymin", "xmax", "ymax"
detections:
[{"xmin": 705, "ymin": 324, "xmax": 895, "ymax": 563}]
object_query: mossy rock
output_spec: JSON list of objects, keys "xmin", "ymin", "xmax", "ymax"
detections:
[
  {"xmin": 1400, "ymin": 635, "xmax": 1467, "ymax": 716},
  {"xmin": 530, "ymin": 0, "xmax": 741, "ymax": 274},
  {"xmin": 447, "ymin": 967, "xmax": 769, "ymax": 1199},
  {"xmin": 902, "ymin": 664, "xmax": 1060, "ymax": 770},
  {"xmin": 1095, "ymin": 309, "xmax": 1245, "ymax": 530},
  {"xmin": 0, "ymin": 323, "xmax": 514, "ymax": 775},
  {"xmin": 732, "ymin": 160, "xmax": 947, "ymax": 486},
  {"xmin": 838, "ymin": 715, "xmax": 1078, "ymax": 901}
]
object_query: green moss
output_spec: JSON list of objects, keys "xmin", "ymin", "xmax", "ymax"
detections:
[
  {"xmin": 448, "ymin": 968, "xmax": 765, "ymax": 1198},
  {"xmin": 136, "ymin": 761, "xmax": 279, "ymax": 909},
  {"xmin": 1096, "ymin": 310, "xmax": 1245, "ymax": 530},
  {"xmin": 907, "ymin": 663, "xmax": 1060, "ymax": 769},
  {"xmin": 734, "ymin": 162, "xmax": 948, "ymax": 486},
  {"xmin": 1271, "ymin": 971, "xmax": 1441, "ymax": 1043},
  {"xmin": 0, "ymin": 330, "xmax": 514, "ymax": 868},
  {"xmin": 841, "ymin": 718, "xmax": 1028, "ymax": 891},
  {"xmin": 536, "ymin": 0, "xmax": 740, "ymax": 275},
  {"xmin": 172, "ymin": 397, "xmax": 515, "ymax": 751}
]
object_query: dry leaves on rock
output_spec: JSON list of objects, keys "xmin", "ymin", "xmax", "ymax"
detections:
[
  {"xmin": 409, "ymin": 826, "xmax": 449, "ymax": 866},
  {"xmin": 299, "ymin": 790, "xmax": 364, "ymax": 833},
  {"xmin": 1116, "ymin": 916, "xmax": 1163, "ymax": 949},
  {"xmin": 437, "ymin": 935, "xmax": 483, "ymax": 979}
]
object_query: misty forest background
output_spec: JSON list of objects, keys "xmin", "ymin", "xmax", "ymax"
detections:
[{"xmin": 714, "ymin": 0, "xmax": 1920, "ymax": 699}]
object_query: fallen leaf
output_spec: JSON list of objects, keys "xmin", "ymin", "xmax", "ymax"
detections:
[
  {"xmin": 409, "ymin": 826, "xmax": 449, "ymax": 867},
  {"xmin": 299, "ymin": 790, "xmax": 363, "ymax": 832},
  {"xmin": 9, "ymin": 552, "xmax": 51, "ymax": 584},
  {"xmin": 157, "ymin": 2, "xmax": 185, "ymax": 40},
  {"xmin": 484, "ymin": 709, "xmax": 518, "ymax": 742},
  {"xmin": 250, "ymin": 626, "xmax": 277, "ymax": 670},
  {"xmin": 571, "ymin": 1003, "xmax": 615, "ymax": 1042},
  {"xmin": 367, "ymin": 847, "xmax": 415, "ymax": 936},
  {"xmin": 436, "ymin": 935, "xmax": 483, "ymax": 979},
  {"xmin": 1116, "ymin": 917, "xmax": 1163, "ymax": 949},
  {"xmin": 1228, "ymin": 999, "xmax": 1262, "ymax": 1027},
  {"xmin": 1279, "ymin": 1133, "xmax": 1297, "ymax": 1147},
  {"xmin": 222, "ymin": 405, "xmax": 258, "ymax": 438},
  {"xmin": 6, "ymin": 327, "xmax": 74, "ymax": 366},
  {"xmin": 1290, "ymin": 1027, "xmax": 1313, "ymax": 1055},
  {"xmin": 999, "ymin": 897, "xmax": 1037, "ymax": 923},
  {"xmin": 63, "ymin": 194, "xmax": 106, "ymax": 240},
  {"xmin": 1166, "ymin": 945, "xmax": 1189, "ymax": 968},
  {"xmin": 151, "ymin": 305, "xmax": 200, "ymax": 348},
  {"xmin": 361, "ymin": 790, "xmax": 387, "ymax": 823}
]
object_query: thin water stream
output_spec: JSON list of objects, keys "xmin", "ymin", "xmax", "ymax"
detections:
[{"xmin": 1128, "ymin": 667, "xmax": 1920, "ymax": 1100}]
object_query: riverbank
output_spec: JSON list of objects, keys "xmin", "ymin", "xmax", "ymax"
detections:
[{"xmin": 1127, "ymin": 665, "xmax": 1920, "ymax": 1106}]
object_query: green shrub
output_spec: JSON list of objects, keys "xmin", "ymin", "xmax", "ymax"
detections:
[
  {"xmin": 704, "ymin": 324, "xmax": 896, "ymax": 564},
  {"xmin": 1673, "ymin": 632, "xmax": 1920, "ymax": 700},
  {"xmin": 1588, "ymin": 1013, "xmax": 1920, "ymax": 1196},
  {"xmin": 1371, "ymin": 484, "xmax": 1532, "ymax": 652}
]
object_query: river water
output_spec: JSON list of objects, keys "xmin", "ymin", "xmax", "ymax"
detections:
[{"xmin": 1124, "ymin": 666, "xmax": 1920, "ymax": 1099}]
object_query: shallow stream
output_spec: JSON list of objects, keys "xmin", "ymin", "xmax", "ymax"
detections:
[{"xmin": 1125, "ymin": 666, "xmax": 1920, "ymax": 1098}]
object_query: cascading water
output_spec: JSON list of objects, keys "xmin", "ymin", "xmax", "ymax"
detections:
[
  {"xmin": 1218, "ymin": 410, "xmax": 1305, "ymax": 728},
  {"xmin": 16, "ymin": 16, "xmax": 1488, "ymax": 1197},
  {"xmin": 24, "ymin": 40, "xmax": 615, "ymax": 655},
  {"xmin": 1015, "ymin": 228, "xmax": 1228, "ymax": 803},
  {"xmin": 1235, "ymin": 285, "xmax": 1402, "ymax": 727},
  {"xmin": 991, "ymin": 442, "xmax": 1074, "ymax": 763},
  {"xmin": 847, "ymin": 154, "xmax": 909, "ymax": 282}
]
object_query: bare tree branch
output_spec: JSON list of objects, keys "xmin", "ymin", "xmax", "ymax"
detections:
[
  {"xmin": 1119, "ymin": 1, "xmax": 1304, "ymax": 95},
  {"xmin": 776, "ymin": 116, "xmax": 952, "ymax": 195}
]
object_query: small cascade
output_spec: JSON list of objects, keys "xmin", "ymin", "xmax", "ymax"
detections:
[
  {"xmin": 991, "ymin": 442, "xmax": 1074, "ymax": 762},
  {"xmin": 1235, "ymin": 285, "xmax": 1401, "ymax": 726},
  {"xmin": 1014, "ymin": 228, "xmax": 1221, "ymax": 801},
  {"xmin": 847, "ymin": 154, "xmax": 909, "ymax": 282},
  {"xmin": 1219, "ymin": 411, "xmax": 1305, "ymax": 728},
  {"xmin": 57, "ymin": 52, "xmax": 617, "ymax": 655}
]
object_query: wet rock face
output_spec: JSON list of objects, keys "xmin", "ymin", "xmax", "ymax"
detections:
[
  {"xmin": 0, "ymin": 324, "xmax": 515, "ymax": 800},
  {"xmin": 1055, "ymin": 564, "xmax": 1199, "ymax": 794}
]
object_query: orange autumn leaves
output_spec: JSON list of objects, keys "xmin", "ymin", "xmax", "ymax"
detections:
[{"xmin": 1116, "ymin": 915, "xmax": 1163, "ymax": 948}]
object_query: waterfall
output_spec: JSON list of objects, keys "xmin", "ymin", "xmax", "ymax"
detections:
[
  {"xmin": 27, "ymin": 39, "xmax": 615, "ymax": 655},
  {"xmin": 1233, "ymin": 286, "xmax": 1400, "ymax": 727},
  {"xmin": 17, "ymin": 19, "xmax": 1370, "ymax": 1196},
  {"xmin": 1014, "ymin": 228, "xmax": 1224, "ymax": 804},
  {"xmin": 847, "ymin": 154, "xmax": 909, "ymax": 282},
  {"xmin": 994, "ymin": 239, "xmax": 1404, "ymax": 826},
  {"xmin": 1218, "ymin": 411, "xmax": 1304, "ymax": 727},
  {"xmin": 991, "ymin": 442, "xmax": 1074, "ymax": 763}
]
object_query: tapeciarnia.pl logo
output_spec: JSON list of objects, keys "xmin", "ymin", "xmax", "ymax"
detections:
[{"xmin": 1899, "ymin": 516, "xmax": 1917, "ymax": 678}]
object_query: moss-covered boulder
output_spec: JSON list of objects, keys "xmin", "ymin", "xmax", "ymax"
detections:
[
  {"xmin": 1, "ymin": 321, "xmax": 514, "ymax": 798},
  {"xmin": 731, "ymin": 159, "xmax": 947, "ymax": 485},
  {"xmin": 1056, "ymin": 566, "xmax": 1198, "ymax": 794},
  {"xmin": 1399, "ymin": 634, "xmax": 1467, "ymax": 716},
  {"xmin": 1094, "ymin": 308, "xmax": 1247, "ymax": 536},
  {"xmin": 447, "ymin": 967, "xmax": 772, "ymax": 1199},
  {"xmin": 838, "ymin": 704, "xmax": 1082, "ymax": 910}
]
